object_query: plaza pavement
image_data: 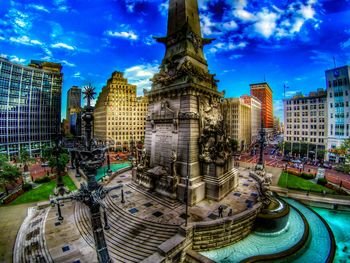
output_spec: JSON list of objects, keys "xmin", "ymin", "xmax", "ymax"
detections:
[
  {"xmin": 0, "ymin": 202, "xmax": 36, "ymax": 263},
  {"xmin": 42, "ymin": 167, "xmax": 260, "ymax": 262}
]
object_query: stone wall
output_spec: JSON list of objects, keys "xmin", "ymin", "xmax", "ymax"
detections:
[{"xmin": 191, "ymin": 203, "xmax": 261, "ymax": 251}]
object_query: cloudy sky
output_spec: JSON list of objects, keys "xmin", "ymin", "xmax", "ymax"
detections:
[{"xmin": 0, "ymin": 0, "xmax": 350, "ymax": 121}]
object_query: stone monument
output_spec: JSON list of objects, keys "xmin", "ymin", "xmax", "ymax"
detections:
[{"xmin": 133, "ymin": 0, "xmax": 238, "ymax": 205}]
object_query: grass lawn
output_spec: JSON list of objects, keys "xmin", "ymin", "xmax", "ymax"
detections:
[
  {"xmin": 9, "ymin": 175, "xmax": 77, "ymax": 205},
  {"xmin": 278, "ymin": 172, "xmax": 337, "ymax": 194}
]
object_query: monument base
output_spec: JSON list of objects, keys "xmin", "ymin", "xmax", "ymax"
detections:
[
  {"xmin": 203, "ymin": 167, "xmax": 238, "ymax": 201},
  {"xmin": 177, "ymin": 176, "xmax": 205, "ymax": 206},
  {"xmin": 133, "ymin": 166, "xmax": 179, "ymax": 200}
]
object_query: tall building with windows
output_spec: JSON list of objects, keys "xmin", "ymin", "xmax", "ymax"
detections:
[
  {"xmin": 325, "ymin": 65, "xmax": 350, "ymax": 163},
  {"xmin": 283, "ymin": 89, "xmax": 327, "ymax": 159},
  {"xmin": 0, "ymin": 58, "xmax": 62, "ymax": 158},
  {"xmin": 94, "ymin": 71, "xmax": 148, "ymax": 150},
  {"xmin": 66, "ymin": 86, "xmax": 82, "ymax": 136},
  {"xmin": 224, "ymin": 98, "xmax": 251, "ymax": 151},
  {"xmin": 250, "ymin": 82, "xmax": 274, "ymax": 135},
  {"xmin": 240, "ymin": 95, "xmax": 261, "ymax": 144}
]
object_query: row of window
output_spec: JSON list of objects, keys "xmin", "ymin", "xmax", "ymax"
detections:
[
  {"xmin": 285, "ymin": 137, "xmax": 324, "ymax": 143},
  {"xmin": 328, "ymin": 78, "xmax": 349, "ymax": 88}
]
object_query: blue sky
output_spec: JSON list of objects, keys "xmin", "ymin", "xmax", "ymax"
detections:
[{"xmin": 0, "ymin": 0, "xmax": 350, "ymax": 122}]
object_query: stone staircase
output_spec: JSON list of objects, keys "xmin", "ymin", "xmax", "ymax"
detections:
[
  {"xmin": 74, "ymin": 194, "xmax": 180, "ymax": 262},
  {"xmin": 127, "ymin": 182, "xmax": 182, "ymax": 209},
  {"xmin": 14, "ymin": 207, "xmax": 53, "ymax": 263}
]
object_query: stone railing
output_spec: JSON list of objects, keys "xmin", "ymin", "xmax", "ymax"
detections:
[
  {"xmin": 191, "ymin": 203, "xmax": 262, "ymax": 251},
  {"xmin": 142, "ymin": 203, "xmax": 262, "ymax": 263}
]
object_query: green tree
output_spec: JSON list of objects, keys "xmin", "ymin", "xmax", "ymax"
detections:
[
  {"xmin": 229, "ymin": 139, "xmax": 239, "ymax": 153},
  {"xmin": 18, "ymin": 148, "xmax": 35, "ymax": 172},
  {"xmin": 0, "ymin": 155, "xmax": 21, "ymax": 195}
]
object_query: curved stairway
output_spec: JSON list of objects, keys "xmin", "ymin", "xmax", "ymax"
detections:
[{"xmin": 74, "ymin": 193, "xmax": 180, "ymax": 262}]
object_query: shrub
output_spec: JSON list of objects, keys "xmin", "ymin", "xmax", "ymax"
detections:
[
  {"xmin": 300, "ymin": 172, "xmax": 315, "ymax": 180},
  {"xmin": 34, "ymin": 176, "xmax": 51, "ymax": 184},
  {"xmin": 22, "ymin": 183, "xmax": 32, "ymax": 191},
  {"xmin": 286, "ymin": 169, "xmax": 300, "ymax": 176},
  {"xmin": 317, "ymin": 178, "xmax": 328, "ymax": 186}
]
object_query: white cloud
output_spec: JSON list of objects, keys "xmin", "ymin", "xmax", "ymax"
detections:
[
  {"xmin": 106, "ymin": 30, "xmax": 138, "ymax": 40},
  {"xmin": 0, "ymin": 54, "xmax": 8, "ymax": 58},
  {"xmin": 158, "ymin": 2, "xmax": 169, "ymax": 17},
  {"xmin": 61, "ymin": 60, "xmax": 75, "ymax": 67},
  {"xmin": 9, "ymin": 35, "xmax": 43, "ymax": 46},
  {"xmin": 233, "ymin": 9, "xmax": 255, "ymax": 22},
  {"xmin": 6, "ymin": 9, "xmax": 32, "ymax": 35},
  {"xmin": 9, "ymin": 55, "xmax": 26, "ymax": 63},
  {"xmin": 342, "ymin": 39, "xmax": 350, "ymax": 49},
  {"xmin": 124, "ymin": 62, "xmax": 159, "ymax": 95},
  {"xmin": 222, "ymin": 20, "xmax": 238, "ymax": 30},
  {"xmin": 143, "ymin": 35, "xmax": 155, "ymax": 46},
  {"xmin": 201, "ymin": 15, "xmax": 222, "ymax": 36},
  {"xmin": 285, "ymin": 90, "xmax": 301, "ymax": 98},
  {"xmin": 73, "ymin": 72, "xmax": 84, "ymax": 79},
  {"xmin": 0, "ymin": 36, "xmax": 5, "ymax": 41},
  {"xmin": 229, "ymin": 54, "xmax": 243, "ymax": 59},
  {"xmin": 253, "ymin": 8, "xmax": 279, "ymax": 38},
  {"xmin": 51, "ymin": 42, "xmax": 75, "ymax": 50},
  {"xmin": 28, "ymin": 4, "xmax": 50, "ymax": 13}
]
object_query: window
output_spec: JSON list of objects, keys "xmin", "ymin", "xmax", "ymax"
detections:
[
  {"xmin": 329, "ymin": 92, "xmax": 333, "ymax": 98},
  {"xmin": 330, "ymin": 103, "xmax": 333, "ymax": 108},
  {"xmin": 333, "ymin": 80, "xmax": 337, "ymax": 87},
  {"xmin": 330, "ymin": 113, "xmax": 333, "ymax": 118}
]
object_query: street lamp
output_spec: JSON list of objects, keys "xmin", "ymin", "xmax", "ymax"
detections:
[{"xmin": 50, "ymin": 85, "xmax": 119, "ymax": 263}]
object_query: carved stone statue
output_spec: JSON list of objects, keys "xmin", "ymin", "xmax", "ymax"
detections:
[{"xmin": 170, "ymin": 149, "xmax": 177, "ymax": 177}]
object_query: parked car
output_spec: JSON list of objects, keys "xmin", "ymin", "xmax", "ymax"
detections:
[
  {"xmin": 41, "ymin": 162, "xmax": 49, "ymax": 167},
  {"xmin": 322, "ymin": 162, "xmax": 332, "ymax": 169}
]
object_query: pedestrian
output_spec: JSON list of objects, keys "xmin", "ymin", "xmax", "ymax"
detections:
[
  {"xmin": 218, "ymin": 205, "xmax": 223, "ymax": 218},
  {"xmin": 228, "ymin": 208, "xmax": 233, "ymax": 217},
  {"xmin": 340, "ymin": 181, "xmax": 343, "ymax": 188}
]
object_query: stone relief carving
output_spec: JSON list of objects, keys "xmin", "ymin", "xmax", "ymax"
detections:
[
  {"xmin": 198, "ymin": 96, "xmax": 231, "ymax": 165},
  {"xmin": 178, "ymin": 112, "xmax": 200, "ymax": 120},
  {"xmin": 151, "ymin": 58, "xmax": 217, "ymax": 88},
  {"xmin": 255, "ymin": 173, "xmax": 273, "ymax": 208}
]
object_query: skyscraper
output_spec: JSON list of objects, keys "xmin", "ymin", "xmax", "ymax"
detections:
[
  {"xmin": 66, "ymin": 86, "xmax": 82, "ymax": 136},
  {"xmin": 94, "ymin": 71, "xmax": 148, "ymax": 150},
  {"xmin": 283, "ymin": 89, "xmax": 327, "ymax": 160},
  {"xmin": 250, "ymin": 82, "xmax": 274, "ymax": 136},
  {"xmin": 325, "ymin": 65, "xmax": 350, "ymax": 163},
  {"xmin": 0, "ymin": 58, "xmax": 62, "ymax": 158},
  {"xmin": 224, "ymin": 97, "xmax": 252, "ymax": 151}
]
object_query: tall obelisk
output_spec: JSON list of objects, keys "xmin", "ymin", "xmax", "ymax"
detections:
[{"xmin": 142, "ymin": 0, "xmax": 237, "ymax": 205}]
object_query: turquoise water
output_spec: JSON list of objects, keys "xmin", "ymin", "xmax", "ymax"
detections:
[
  {"xmin": 201, "ymin": 198, "xmax": 338, "ymax": 263},
  {"xmin": 283, "ymin": 198, "xmax": 332, "ymax": 263},
  {"xmin": 95, "ymin": 162, "xmax": 131, "ymax": 181},
  {"xmin": 201, "ymin": 206, "xmax": 305, "ymax": 262},
  {"xmin": 311, "ymin": 207, "xmax": 350, "ymax": 263}
]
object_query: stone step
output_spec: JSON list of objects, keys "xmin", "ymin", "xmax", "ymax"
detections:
[
  {"xmin": 75, "ymin": 197, "xmax": 179, "ymax": 263},
  {"xmin": 127, "ymin": 182, "xmax": 182, "ymax": 210},
  {"xmin": 76, "ymin": 203, "xmax": 148, "ymax": 261},
  {"xmin": 203, "ymin": 168, "xmax": 237, "ymax": 185},
  {"xmin": 104, "ymin": 194, "xmax": 179, "ymax": 232}
]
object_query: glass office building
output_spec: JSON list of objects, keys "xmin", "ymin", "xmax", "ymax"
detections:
[{"xmin": 0, "ymin": 57, "xmax": 62, "ymax": 158}]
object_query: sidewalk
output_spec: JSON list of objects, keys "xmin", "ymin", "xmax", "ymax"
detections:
[{"xmin": 270, "ymin": 185, "xmax": 350, "ymax": 206}]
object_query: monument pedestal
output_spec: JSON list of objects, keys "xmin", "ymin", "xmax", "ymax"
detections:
[
  {"xmin": 203, "ymin": 168, "xmax": 238, "ymax": 201},
  {"xmin": 177, "ymin": 176, "xmax": 205, "ymax": 206}
]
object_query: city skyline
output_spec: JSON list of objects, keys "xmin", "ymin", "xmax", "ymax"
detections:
[{"xmin": 0, "ymin": 0, "xmax": 349, "ymax": 121}]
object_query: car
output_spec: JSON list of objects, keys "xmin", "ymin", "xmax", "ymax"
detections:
[
  {"xmin": 41, "ymin": 162, "xmax": 49, "ymax": 167},
  {"xmin": 322, "ymin": 163, "xmax": 332, "ymax": 169}
]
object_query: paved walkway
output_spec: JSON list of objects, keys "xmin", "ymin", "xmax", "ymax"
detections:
[
  {"xmin": 0, "ymin": 202, "xmax": 36, "ymax": 263},
  {"xmin": 37, "ymin": 168, "xmax": 260, "ymax": 262}
]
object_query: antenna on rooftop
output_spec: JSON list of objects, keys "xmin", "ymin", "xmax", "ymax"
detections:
[{"xmin": 264, "ymin": 74, "xmax": 266, "ymax": 82}]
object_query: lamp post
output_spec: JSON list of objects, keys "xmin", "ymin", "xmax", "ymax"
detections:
[{"xmin": 50, "ymin": 85, "xmax": 120, "ymax": 263}]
